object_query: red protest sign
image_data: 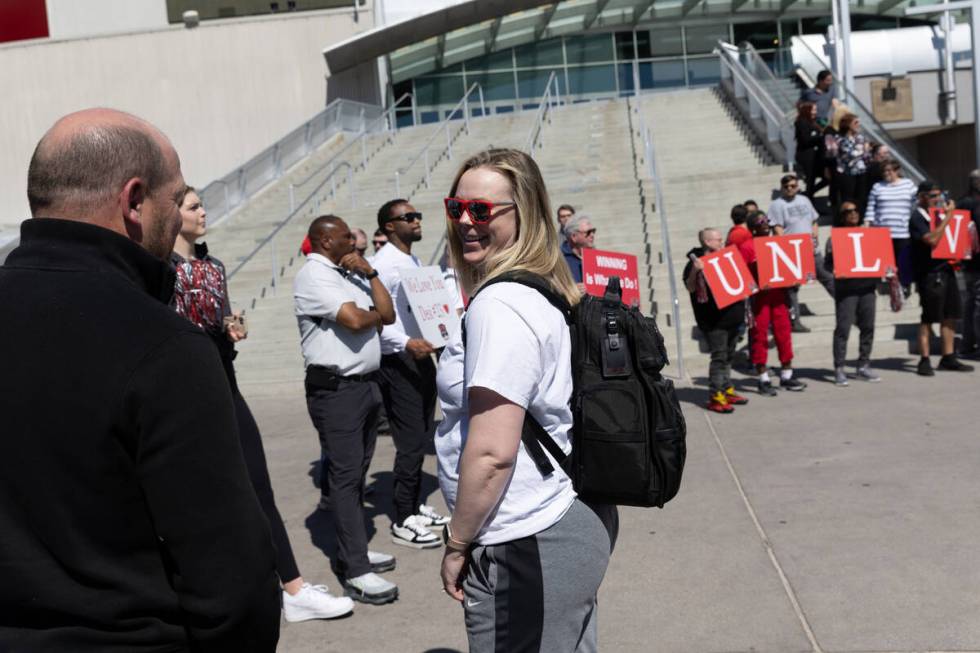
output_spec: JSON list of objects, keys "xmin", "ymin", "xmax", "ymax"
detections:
[
  {"xmin": 929, "ymin": 208, "xmax": 973, "ymax": 259},
  {"xmin": 699, "ymin": 245, "xmax": 758, "ymax": 309},
  {"xmin": 752, "ymin": 235, "xmax": 816, "ymax": 289},
  {"xmin": 830, "ymin": 227, "xmax": 896, "ymax": 278},
  {"xmin": 582, "ymin": 248, "xmax": 641, "ymax": 306}
]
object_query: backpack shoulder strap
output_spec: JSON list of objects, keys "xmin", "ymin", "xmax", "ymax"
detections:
[
  {"xmin": 461, "ymin": 271, "xmax": 572, "ymax": 346},
  {"xmin": 521, "ymin": 412, "xmax": 568, "ymax": 476}
]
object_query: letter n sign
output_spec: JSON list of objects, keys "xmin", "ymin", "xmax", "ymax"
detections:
[
  {"xmin": 830, "ymin": 227, "xmax": 896, "ymax": 278},
  {"xmin": 752, "ymin": 235, "xmax": 816, "ymax": 289},
  {"xmin": 699, "ymin": 245, "xmax": 758, "ymax": 309}
]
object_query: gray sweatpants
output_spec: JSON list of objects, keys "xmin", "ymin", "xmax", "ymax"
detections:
[{"xmin": 463, "ymin": 500, "xmax": 618, "ymax": 653}]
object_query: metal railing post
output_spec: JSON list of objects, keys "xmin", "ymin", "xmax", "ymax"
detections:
[
  {"xmin": 479, "ymin": 85, "xmax": 486, "ymax": 117},
  {"xmin": 445, "ymin": 127, "xmax": 452, "ymax": 160},
  {"xmin": 463, "ymin": 94, "xmax": 470, "ymax": 132}
]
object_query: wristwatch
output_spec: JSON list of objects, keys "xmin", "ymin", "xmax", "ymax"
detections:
[
  {"xmin": 442, "ymin": 524, "xmax": 470, "ymax": 553},
  {"xmin": 364, "ymin": 269, "xmax": 379, "ymax": 280}
]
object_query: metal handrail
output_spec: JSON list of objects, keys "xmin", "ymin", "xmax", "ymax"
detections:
[
  {"xmin": 291, "ymin": 93, "xmax": 414, "ymax": 191},
  {"xmin": 395, "ymin": 82, "xmax": 485, "ymax": 197},
  {"xmin": 228, "ymin": 161, "xmax": 354, "ymax": 292},
  {"xmin": 524, "ymin": 70, "xmax": 562, "ymax": 152},
  {"xmin": 639, "ymin": 114, "xmax": 685, "ymax": 379},
  {"xmin": 741, "ymin": 43, "xmax": 798, "ymax": 117},
  {"xmin": 792, "ymin": 36, "xmax": 927, "ymax": 183},
  {"xmin": 717, "ymin": 43, "xmax": 785, "ymax": 126}
]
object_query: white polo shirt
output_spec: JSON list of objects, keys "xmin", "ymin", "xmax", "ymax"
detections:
[
  {"xmin": 293, "ymin": 253, "xmax": 381, "ymax": 375},
  {"xmin": 435, "ymin": 282, "xmax": 576, "ymax": 545},
  {"xmin": 371, "ymin": 242, "xmax": 424, "ymax": 355}
]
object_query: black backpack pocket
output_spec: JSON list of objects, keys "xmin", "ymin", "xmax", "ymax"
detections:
[{"xmin": 648, "ymin": 378, "xmax": 686, "ymax": 506}]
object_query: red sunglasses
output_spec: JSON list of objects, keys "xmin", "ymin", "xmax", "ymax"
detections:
[{"xmin": 444, "ymin": 197, "xmax": 516, "ymax": 224}]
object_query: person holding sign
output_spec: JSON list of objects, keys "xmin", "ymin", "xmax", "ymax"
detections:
[
  {"xmin": 684, "ymin": 228, "xmax": 749, "ymax": 413},
  {"xmin": 823, "ymin": 202, "xmax": 881, "ymax": 386},
  {"xmin": 909, "ymin": 181, "xmax": 974, "ymax": 375},
  {"xmin": 372, "ymin": 199, "xmax": 449, "ymax": 550},
  {"xmin": 739, "ymin": 212, "xmax": 807, "ymax": 395},
  {"xmin": 955, "ymin": 169, "xmax": 980, "ymax": 358}
]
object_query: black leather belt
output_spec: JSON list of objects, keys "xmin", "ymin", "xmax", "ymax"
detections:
[{"xmin": 306, "ymin": 365, "xmax": 375, "ymax": 388}]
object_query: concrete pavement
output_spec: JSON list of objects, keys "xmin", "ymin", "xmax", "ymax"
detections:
[{"xmin": 240, "ymin": 353, "xmax": 980, "ymax": 653}]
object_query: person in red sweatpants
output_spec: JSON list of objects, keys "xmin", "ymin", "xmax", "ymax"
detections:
[{"xmin": 738, "ymin": 211, "xmax": 808, "ymax": 396}]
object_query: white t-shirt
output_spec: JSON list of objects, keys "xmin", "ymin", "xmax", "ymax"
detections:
[
  {"xmin": 370, "ymin": 242, "xmax": 424, "ymax": 355},
  {"xmin": 435, "ymin": 282, "xmax": 576, "ymax": 545}
]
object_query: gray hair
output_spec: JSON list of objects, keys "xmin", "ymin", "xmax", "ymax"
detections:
[
  {"xmin": 698, "ymin": 228, "xmax": 721, "ymax": 246},
  {"xmin": 563, "ymin": 214, "xmax": 592, "ymax": 239},
  {"xmin": 27, "ymin": 123, "xmax": 167, "ymax": 215}
]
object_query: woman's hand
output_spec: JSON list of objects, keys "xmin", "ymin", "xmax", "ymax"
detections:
[
  {"xmin": 224, "ymin": 312, "xmax": 247, "ymax": 342},
  {"xmin": 441, "ymin": 548, "xmax": 468, "ymax": 602}
]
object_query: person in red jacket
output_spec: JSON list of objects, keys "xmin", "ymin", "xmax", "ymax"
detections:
[
  {"xmin": 725, "ymin": 204, "xmax": 752, "ymax": 247},
  {"xmin": 739, "ymin": 211, "xmax": 807, "ymax": 396}
]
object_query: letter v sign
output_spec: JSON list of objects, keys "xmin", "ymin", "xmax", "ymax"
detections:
[
  {"xmin": 930, "ymin": 209, "xmax": 971, "ymax": 259},
  {"xmin": 700, "ymin": 245, "xmax": 758, "ymax": 308}
]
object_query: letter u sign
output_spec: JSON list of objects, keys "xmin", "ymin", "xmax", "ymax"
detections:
[
  {"xmin": 830, "ymin": 227, "xmax": 896, "ymax": 278},
  {"xmin": 753, "ymin": 235, "xmax": 816, "ymax": 289},
  {"xmin": 700, "ymin": 245, "xmax": 758, "ymax": 308}
]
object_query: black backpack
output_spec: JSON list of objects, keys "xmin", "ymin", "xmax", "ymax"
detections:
[{"xmin": 464, "ymin": 271, "xmax": 686, "ymax": 508}]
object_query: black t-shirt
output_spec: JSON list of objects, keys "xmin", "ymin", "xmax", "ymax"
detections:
[
  {"xmin": 683, "ymin": 246, "xmax": 745, "ymax": 331},
  {"xmin": 908, "ymin": 207, "xmax": 954, "ymax": 280}
]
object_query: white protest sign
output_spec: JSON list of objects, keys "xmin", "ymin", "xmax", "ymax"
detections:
[{"xmin": 398, "ymin": 265, "xmax": 459, "ymax": 346}]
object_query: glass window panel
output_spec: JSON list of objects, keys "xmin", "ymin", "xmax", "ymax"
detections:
[
  {"xmin": 636, "ymin": 29, "xmax": 653, "ymax": 59},
  {"xmin": 395, "ymin": 111, "xmax": 415, "ymax": 128},
  {"xmin": 568, "ymin": 64, "xmax": 616, "ymax": 94},
  {"xmin": 414, "ymin": 75, "xmax": 465, "ymax": 106},
  {"xmin": 420, "ymin": 110, "xmax": 440, "ymax": 124},
  {"xmin": 514, "ymin": 37, "xmax": 564, "ymax": 67},
  {"xmin": 617, "ymin": 62, "xmax": 636, "ymax": 93},
  {"xmin": 733, "ymin": 21, "xmax": 779, "ymax": 50},
  {"xmin": 649, "ymin": 27, "xmax": 683, "ymax": 57},
  {"xmin": 778, "ymin": 18, "xmax": 800, "ymax": 44},
  {"xmin": 467, "ymin": 72, "xmax": 516, "ymax": 101},
  {"xmin": 685, "ymin": 24, "xmax": 728, "ymax": 54},
  {"xmin": 639, "ymin": 60, "xmax": 686, "ymax": 89},
  {"xmin": 495, "ymin": 105, "xmax": 515, "ymax": 113},
  {"xmin": 687, "ymin": 56, "xmax": 721, "ymax": 86},
  {"xmin": 517, "ymin": 69, "xmax": 557, "ymax": 98},
  {"xmin": 565, "ymin": 33, "xmax": 615, "ymax": 65},
  {"xmin": 615, "ymin": 31, "xmax": 635, "ymax": 60},
  {"xmin": 465, "ymin": 49, "xmax": 515, "ymax": 73}
]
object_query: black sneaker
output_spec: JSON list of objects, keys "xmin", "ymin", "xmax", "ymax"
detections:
[
  {"xmin": 791, "ymin": 321, "xmax": 811, "ymax": 334},
  {"xmin": 779, "ymin": 376, "xmax": 807, "ymax": 391},
  {"xmin": 937, "ymin": 356, "xmax": 975, "ymax": 372},
  {"xmin": 916, "ymin": 357, "xmax": 935, "ymax": 376},
  {"xmin": 757, "ymin": 379, "xmax": 778, "ymax": 396}
]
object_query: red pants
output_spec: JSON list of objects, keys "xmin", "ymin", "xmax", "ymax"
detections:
[{"xmin": 750, "ymin": 290, "xmax": 793, "ymax": 366}]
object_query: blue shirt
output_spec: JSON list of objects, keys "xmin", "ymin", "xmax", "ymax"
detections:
[{"xmin": 561, "ymin": 241, "xmax": 582, "ymax": 283}]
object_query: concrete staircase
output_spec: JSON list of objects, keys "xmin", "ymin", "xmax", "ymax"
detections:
[{"xmin": 637, "ymin": 87, "xmax": 919, "ymax": 377}]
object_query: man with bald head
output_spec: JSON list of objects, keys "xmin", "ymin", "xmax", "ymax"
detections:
[
  {"xmin": 684, "ymin": 227, "xmax": 749, "ymax": 413},
  {"xmin": 0, "ymin": 109, "xmax": 280, "ymax": 651},
  {"xmin": 293, "ymin": 215, "xmax": 400, "ymax": 605}
]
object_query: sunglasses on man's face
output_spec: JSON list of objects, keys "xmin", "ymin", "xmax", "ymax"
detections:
[
  {"xmin": 388, "ymin": 212, "xmax": 422, "ymax": 223},
  {"xmin": 444, "ymin": 197, "xmax": 516, "ymax": 224},
  {"xmin": 580, "ymin": 228, "xmax": 597, "ymax": 237},
  {"xmin": 372, "ymin": 240, "xmax": 386, "ymax": 247}
]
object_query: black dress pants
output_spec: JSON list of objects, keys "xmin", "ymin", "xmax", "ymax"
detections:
[
  {"xmin": 306, "ymin": 377, "xmax": 381, "ymax": 578},
  {"xmin": 378, "ymin": 353, "xmax": 437, "ymax": 525}
]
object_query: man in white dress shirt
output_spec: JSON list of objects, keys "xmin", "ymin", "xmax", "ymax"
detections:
[
  {"xmin": 372, "ymin": 199, "xmax": 448, "ymax": 550},
  {"xmin": 293, "ymin": 215, "xmax": 401, "ymax": 605}
]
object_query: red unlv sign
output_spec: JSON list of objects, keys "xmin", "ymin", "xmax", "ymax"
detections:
[
  {"xmin": 830, "ymin": 228, "xmax": 896, "ymax": 278},
  {"xmin": 582, "ymin": 249, "xmax": 641, "ymax": 306},
  {"xmin": 752, "ymin": 235, "xmax": 816, "ymax": 289},
  {"xmin": 699, "ymin": 245, "xmax": 758, "ymax": 309},
  {"xmin": 929, "ymin": 208, "xmax": 973, "ymax": 260}
]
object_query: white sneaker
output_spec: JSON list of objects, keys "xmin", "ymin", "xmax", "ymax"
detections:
[
  {"xmin": 416, "ymin": 504, "xmax": 450, "ymax": 530},
  {"xmin": 344, "ymin": 572, "xmax": 398, "ymax": 605},
  {"xmin": 368, "ymin": 550, "xmax": 396, "ymax": 573},
  {"xmin": 282, "ymin": 583, "xmax": 353, "ymax": 622},
  {"xmin": 391, "ymin": 515, "xmax": 442, "ymax": 549}
]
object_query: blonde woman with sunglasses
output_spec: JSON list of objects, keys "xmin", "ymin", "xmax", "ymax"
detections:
[{"xmin": 435, "ymin": 149, "xmax": 617, "ymax": 652}]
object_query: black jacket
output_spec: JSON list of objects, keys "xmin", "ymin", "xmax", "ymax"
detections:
[
  {"xmin": 0, "ymin": 219, "xmax": 279, "ymax": 652},
  {"xmin": 683, "ymin": 246, "xmax": 745, "ymax": 331}
]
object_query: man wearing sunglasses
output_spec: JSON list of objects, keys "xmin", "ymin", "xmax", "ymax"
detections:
[
  {"xmin": 561, "ymin": 214, "xmax": 596, "ymax": 289},
  {"xmin": 767, "ymin": 173, "xmax": 835, "ymax": 333},
  {"xmin": 909, "ymin": 181, "xmax": 974, "ymax": 375},
  {"xmin": 372, "ymin": 199, "xmax": 448, "ymax": 550}
]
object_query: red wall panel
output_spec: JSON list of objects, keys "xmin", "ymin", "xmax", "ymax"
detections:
[{"xmin": 0, "ymin": 0, "xmax": 50, "ymax": 44}]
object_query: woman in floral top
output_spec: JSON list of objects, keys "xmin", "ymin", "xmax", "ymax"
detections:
[
  {"xmin": 171, "ymin": 187, "xmax": 355, "ymax": 622},
  {"xmin": 835, "ymin": 112, "xmax": 870, "ymax": 212}
]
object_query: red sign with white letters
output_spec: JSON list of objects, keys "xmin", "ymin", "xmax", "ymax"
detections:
[
  {"xmin": 830, "ymin": 228, "xmax": 896, "ymax": 278},
  {"xmin": 752, "ymin": 235, "xmax": 816, "ymax": 289},
  {"xmin": 929, "ymin": 208, "xmax": 973, "ymax": 260},
  {"xmin": 582, "ymin": 248, "xmax": 641, "ymax": 307},
  {"xmin": 698, "ymin": 245, "xmax": 758, "ymax": 309}
]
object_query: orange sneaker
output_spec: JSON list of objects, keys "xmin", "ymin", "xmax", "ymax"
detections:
[{"xmin": 724, "ymin": 386, "xmax": 749, "ymax": 405}]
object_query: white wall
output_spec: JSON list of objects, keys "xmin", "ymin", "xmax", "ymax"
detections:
[
  {"xmin": 45, "ymin": 0, "xmax": 169, "ymax": 40},
  {"xmin": 0, "ymin": 7, "xmax": 373, "ymax": 226}
]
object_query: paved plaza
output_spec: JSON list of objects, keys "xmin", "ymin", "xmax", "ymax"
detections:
[{"xmin": 240, "ymin": 354, "xmax": 980, "ymax": 653}]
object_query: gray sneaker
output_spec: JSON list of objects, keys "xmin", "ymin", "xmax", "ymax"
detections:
[
  {"xmin": 834, "ymin": 367, "xmax": 849, "ymax": 386},
  {"xmin": 855, "ymin": 365, "xmax": 881, "ymax": 382}
]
